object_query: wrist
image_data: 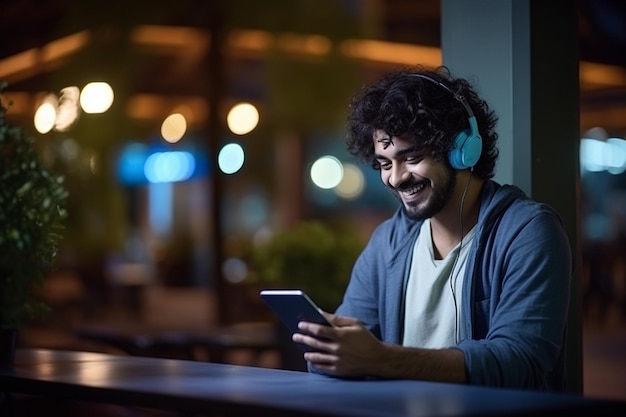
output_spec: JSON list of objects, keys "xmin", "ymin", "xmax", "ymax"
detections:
[{"xmin": 372, "ymin": 342, "xmax": 398, "ymax": 378}]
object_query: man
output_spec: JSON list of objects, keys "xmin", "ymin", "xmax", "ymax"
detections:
[{"xmin": 292, "ymin": 66, "xmax": 573, "ymax": 391}]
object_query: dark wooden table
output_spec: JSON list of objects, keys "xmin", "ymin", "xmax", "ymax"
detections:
[
  {"xmin": 74, "ymin": 321, "xmax": 279, "ymax": 361},
  {"xmin": 73, "ymin": 320, "xmax": 307, "ymax": 370},
  {"xmin": 1, "ymin": 349, "xmax": 625, "ymax": 417}
]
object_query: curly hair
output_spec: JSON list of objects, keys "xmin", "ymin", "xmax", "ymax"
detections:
[{"xmin": 346, "ymin": 65, "xmax": 499, "ymax": 179}]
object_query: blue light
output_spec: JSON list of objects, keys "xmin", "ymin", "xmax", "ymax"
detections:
[
  {"xmin": 144, "ymin": 151, "xmax": 196, "ymax": 183},
  {"xmin": 149, "ymin": 182, "xmax": 173, "ymax": 237},
  {"xmin": 117, "ymin": 140, "xmax": 208, "ymax": 185},
  {"xmin": 218, "ymin": 143, "xmax": 245, "ymax": 174},
  {"xmin": 117, "ymin": 142, "xmax": 149, "ymax": 184}
]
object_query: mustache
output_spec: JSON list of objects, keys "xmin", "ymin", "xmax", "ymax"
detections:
[{"xmin": 394, "ymin": 179, "xmax": 427, "ymax": 191}]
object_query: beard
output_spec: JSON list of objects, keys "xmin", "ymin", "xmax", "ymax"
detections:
[{"xmin": 395, "ymin": 165, "xmax": 457, "ymax": 221}]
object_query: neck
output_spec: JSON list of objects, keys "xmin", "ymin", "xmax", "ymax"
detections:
[{"xmin": 429, "ymin": 172, "xmax": 483, "ymax": 259}]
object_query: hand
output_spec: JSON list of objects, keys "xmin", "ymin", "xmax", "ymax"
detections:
[{"xmin": 292, "ymin": 313, "xmax": 386, "ymax": 377}]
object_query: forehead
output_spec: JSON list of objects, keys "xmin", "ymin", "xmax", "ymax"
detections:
[
  {"xmin": 372, "ymin": 129, "xmax": 389, "ymax": 142},
  {"xmin": 373, "ymin": 129, "xmax": 416, "ymax": 152}
]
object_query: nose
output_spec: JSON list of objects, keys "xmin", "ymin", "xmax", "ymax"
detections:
[{"xmin": 387, "ymin": 164, "xmax": 410, "ymax": 189}]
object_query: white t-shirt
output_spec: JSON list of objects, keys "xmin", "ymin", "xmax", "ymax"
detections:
[{"xmin": 402, "ymin": 219, "xmax": 475, "ymax": 348}]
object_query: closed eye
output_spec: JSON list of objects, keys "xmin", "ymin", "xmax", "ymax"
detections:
[
  {"xmin": 406, "ymin": 154, "xmax": 423, "ymax": 164},
  {"xmin": 377, "ymin": 160, "xmax": 392, "ymax": 170},
  {"xmin": 375, "ymin": 146, "xmax": 424, "ymax": 170}
]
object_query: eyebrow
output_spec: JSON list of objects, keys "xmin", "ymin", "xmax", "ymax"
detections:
[
  {"xmin": 376, "ymin": 135, "xmax": 394, "ymax": 149},
  {"xmin": 374, "ymin": 145, "xmax": 421, "ymax": 160}
]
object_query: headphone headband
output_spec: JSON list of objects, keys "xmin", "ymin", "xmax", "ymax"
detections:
[
  {"xmin": 410, "ymin": 72, "xmax": 482, "ymax": 170},
  {"xmin": 411, "ymin": 73, "xmax": 475, "ymax": 118}
]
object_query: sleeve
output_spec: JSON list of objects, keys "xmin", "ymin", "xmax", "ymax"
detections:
[
  {"xmin": 335, "ymin": 238, "xmax": 383, "ymax": 337},
  {"xmin": 458, "ymin": 205, "xmax": 573, "ymax": 390}
]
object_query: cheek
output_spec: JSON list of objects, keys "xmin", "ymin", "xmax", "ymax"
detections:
[{"xmin": 379, "ymin": 170, "xmax": 390, "ymax": 185}]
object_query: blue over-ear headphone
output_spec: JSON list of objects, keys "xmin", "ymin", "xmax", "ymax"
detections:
[{"xmin": 412, "ymin": 73, "xmax": 483, "ymax": 170}]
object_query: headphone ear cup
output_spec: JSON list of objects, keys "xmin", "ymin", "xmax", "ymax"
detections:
[
  {"xmin": 448, "ymin": 129, "xmax": 483, "ymax": 170},
  {"xmin": 448, "ymin": 116, "xmax": 483, "ymax": 170}
]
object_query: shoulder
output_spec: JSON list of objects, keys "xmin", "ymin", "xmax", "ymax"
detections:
[
  {"xmin": 480, "ymin": 182, "xmax": 569, "ymax": 252},
  {"xmin": 480, "ymin": 181, "xmax": 564, "ymax": 225},
  {"xmin": 478, "ymin": 181, "xmax": 569, "ymax": 247}
]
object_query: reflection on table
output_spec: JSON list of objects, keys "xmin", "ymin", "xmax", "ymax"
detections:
[{"xmin": 3, "ymin": 349, "xmax": 626, "ymax": 417}]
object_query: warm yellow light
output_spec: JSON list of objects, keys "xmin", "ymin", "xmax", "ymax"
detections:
[
  {"xmin": 131, "ymin": 25, "xmax": 208, "ymax": 55},
  {"xmin": 579, "ymin": 61, "xmax": 626, "ymax": 89},
  {"xmin": 41, "ymin": 31, "xmax": 90, "ymax": 63},
  {"xmin": 34, "ymin": 95, "xmax": 57, "ymax": 134},
  {"xmin": 0, "ymin": 31, "xmax": 89, "ymax": 83},
  {"xmin": 340, "ymin": 39, "xmax": 442, "ymax": 66},
  {"xmin": 277, "ymin": 33, "xmax": 331, "ymax": 55},
  {"xmin": 228, "ymin": 30, "xmax": 274, "ymax": 52},
  {"xmin": 80, "ymin": 82, "xmax": 114, "ymax": 114},
  {"xmin": 161, "ymin": 113, "xmax": 187, "ymax": 143},
  {"xmin": 227, "ymin": 102, "xmax": 259, "ymax": 135},
  {"xmin": 335, "ymin": 163, "xmax": 365, "ymax": 199},
  {"xmin": 54, "ymin": 86, "xmax": 80, "ymax": 132}
]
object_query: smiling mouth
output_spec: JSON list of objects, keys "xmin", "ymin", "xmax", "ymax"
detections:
[{"xmin": 399, "ymin": 182, "xmax": 426, "ymax": 196}]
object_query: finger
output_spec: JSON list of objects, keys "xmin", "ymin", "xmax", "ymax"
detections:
[
  {"xmin": 298, "ymin": 321, "xmax": 336, "ymax": 339},
  {"xmin": 304, "ymin": 353, "xmax": 341, "ymax": 376},
  {"xmin": 303, "ymin": 350, "xmax": 337, "ymax": 365},
  {"xmin": 293, "ymin": 332, "xmax": 337, "ymax": 354},
  {"xmin": 330, "ymin": 314, "xmax": 360, "ymax": 327}
]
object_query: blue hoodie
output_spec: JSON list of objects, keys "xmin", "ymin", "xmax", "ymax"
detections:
[{"xmin": 332, "ymin": 180, "xmax": 573, "ymax": 391}]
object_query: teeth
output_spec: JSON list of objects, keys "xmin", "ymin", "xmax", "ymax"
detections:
[{"xmin": 405, "ymin": 184, "xmax": 424, "ymax": 195}]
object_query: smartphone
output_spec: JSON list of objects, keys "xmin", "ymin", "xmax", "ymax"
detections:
[{"xmin": 259, "ymin": 289, "xmax": 332, "ymax": 352}]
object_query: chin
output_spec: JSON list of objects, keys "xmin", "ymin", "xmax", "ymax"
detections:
[{"xmin": 402, "ymin": 204, "xmax": 427, "ymax": 222}]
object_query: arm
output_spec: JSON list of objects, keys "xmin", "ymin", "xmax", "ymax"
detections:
[
  {"xmin": 458, "ymin": 206, "xmax": 573, "ymax": 390},
  {"xmin": 300, "ymin": 210, "xmax": 431, "ymax": 378},
  {"xmin": 297, "ymin": 201, "xmax": 571, "ymax": 389},
  {"xmin": 294, "ymin": 314, "xmax": 467, "ymax": 383}
]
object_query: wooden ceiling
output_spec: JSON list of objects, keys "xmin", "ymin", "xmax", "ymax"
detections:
[
  {"xmin": 1, "ymin": 0, "xmax": 626, "ymax": 133},
  {"xmin": 1, "ymin": 0, "xmax": 624, "ymax": 64}
]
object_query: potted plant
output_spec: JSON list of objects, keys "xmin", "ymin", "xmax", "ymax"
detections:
[{"xmin": 0, "ymin": 83, "xmax": 68, "ymax": 368}]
